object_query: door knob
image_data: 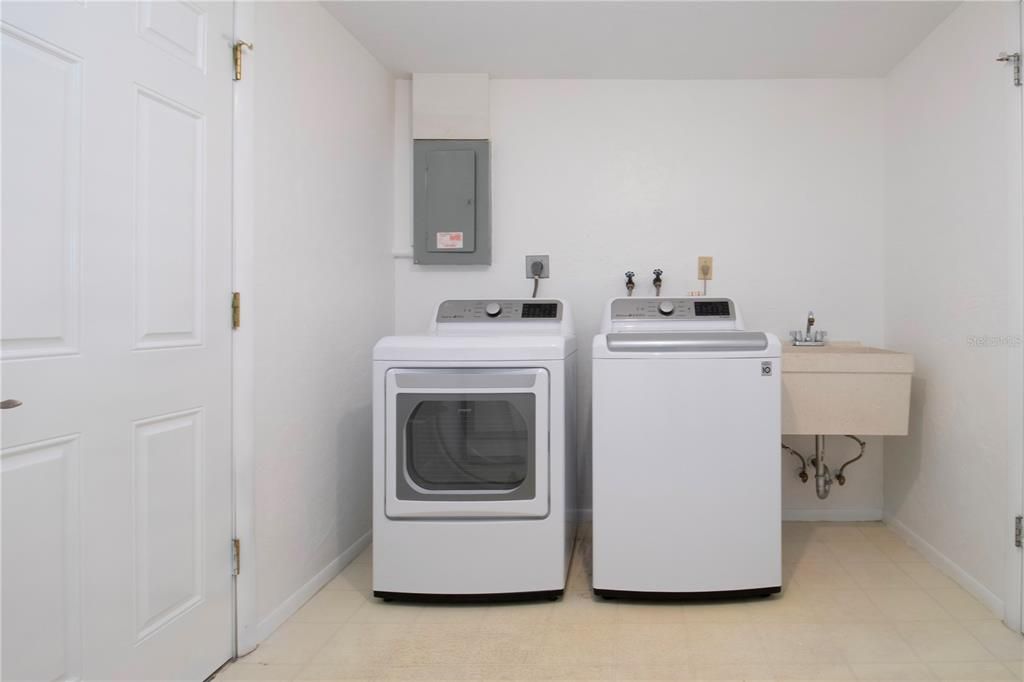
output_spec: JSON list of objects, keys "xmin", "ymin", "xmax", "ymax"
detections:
[{"xmin": 1, "ymin": 399, "xmax": 23, "ymax": 409}]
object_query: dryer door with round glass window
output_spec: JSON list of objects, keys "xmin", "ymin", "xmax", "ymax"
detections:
[{"xmin": 385, "ymin": 368, "xmax": 549, "ymax": 519}]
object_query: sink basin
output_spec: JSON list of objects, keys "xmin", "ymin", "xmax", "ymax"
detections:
[{"xmin": 782, "ymin": 342, "xmax": 913, "ymax": 436}]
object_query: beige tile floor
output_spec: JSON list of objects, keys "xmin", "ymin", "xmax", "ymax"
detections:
[{"xmin": 215, "ymin": 523, "xmax": 1023, "ymax": 681}]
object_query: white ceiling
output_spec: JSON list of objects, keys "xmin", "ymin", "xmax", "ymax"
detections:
[{"xmin": 323, "ymin": 1, "xmax": 960, "ymax": 80}]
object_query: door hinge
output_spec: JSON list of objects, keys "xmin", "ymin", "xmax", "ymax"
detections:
[
  {"xmin": 997, "ymin": 52, "xmax": 1021, "ymax": 87},
  {"xmin": 232, "ymin": 538, "xmax": 241, "ymax": 575},
  {"xmin": 1015, "ymin": 516, "xmax": 1023, "ymax": 549},
  {"xmin": 233, "ymin": 40, "xmax": 253, "ymax": 82},
  {"xmin": 232, "ymin": 291, "xmax": 241, "ymax": 329}
]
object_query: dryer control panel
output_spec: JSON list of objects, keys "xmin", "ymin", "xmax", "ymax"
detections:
[
  {"xmin": 611, "ymin": 298, "xmax": 734, "ymax": 321},
  {"xmin": 436, "ymin": 299, "xmax": 563, "ymax": 322}
]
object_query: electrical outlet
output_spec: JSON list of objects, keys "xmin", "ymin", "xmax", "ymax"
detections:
[
  {"xmin": 525, "ymin": 255, "xmax": 550, "ymax": 278},
  {"xmin": 697, "ymin": 256, "xmax": 713, "ymax": 281}
]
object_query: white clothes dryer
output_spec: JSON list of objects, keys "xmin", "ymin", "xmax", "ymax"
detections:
[{"xmin": 372, "ymin": 299, "xmax": 576, "ymax": 600}]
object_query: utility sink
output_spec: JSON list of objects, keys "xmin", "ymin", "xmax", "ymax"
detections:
[{"xmin": 782, "ymin": 342, "xmax": 914, "ymax": 436}]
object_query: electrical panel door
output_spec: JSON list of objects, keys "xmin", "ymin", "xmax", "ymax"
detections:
[{"xmin": 413, "ymin": 140, "xmax": 491, "ymax": 265}]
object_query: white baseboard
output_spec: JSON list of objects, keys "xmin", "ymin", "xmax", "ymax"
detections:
[
  {"xmin": 783, "ymin": 508, "xmax": 883, "ymax": 522},
  {"xmin": 884, "ymin": 515, "xmax": 1003, "ymax": 618},
  {"xmin": 582, "ymin": 508, "xmax": 879, "ymax": 522},
  {"xmin": 249, "ymin": 530, "xmax": 372, "ymax": 647},
  {"xmin": 583, "ymin": 508, "xmax": 882, "ymax": 522}
]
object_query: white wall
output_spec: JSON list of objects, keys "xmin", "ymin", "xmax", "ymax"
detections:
[
  {"xmin": 393, "ymin": 78, "xmax": 888, "ymax": 517},
  {"xmin": 883, "ymin": 1, "xmax": 1021, "ymax": 616},
  {"xmin": 252, "ymin": 2, "xmax": 394, "ymax": 635}
]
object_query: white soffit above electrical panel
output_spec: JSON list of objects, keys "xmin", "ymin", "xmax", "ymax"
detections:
[{"xmin": 323, "ymin": 1, "xmax": 961, "ymax": 80}]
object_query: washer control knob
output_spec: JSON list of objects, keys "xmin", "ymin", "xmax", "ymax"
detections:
[
  {"xmin": 658, "ymin": 301, "xmax": 675, "ymax": 316},
  {"xmin": 485, "ymin": 302, "xmax": 502, "ymax": 318}
]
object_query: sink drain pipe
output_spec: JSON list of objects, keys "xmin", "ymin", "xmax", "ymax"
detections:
[
  {"xmin": 812, "ymin": 435, "xmax": 832, "ymax": 499},
  {"xmin": 782, "ymin": 435, "xmax": 866, "ymax": 499}
]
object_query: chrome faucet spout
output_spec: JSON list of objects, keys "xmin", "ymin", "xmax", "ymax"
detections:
[{"xmin": 805, "ymin": 311, "xmax": 816, "ymax": 338}]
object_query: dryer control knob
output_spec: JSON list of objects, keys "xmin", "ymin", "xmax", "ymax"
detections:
[
  {"xmin": 658, "ymin": 301, "xmax": 675, "ymax": 316},
  {"xmin": 485, "ymin": 302, "xmax": 502, "ymax": 318}
]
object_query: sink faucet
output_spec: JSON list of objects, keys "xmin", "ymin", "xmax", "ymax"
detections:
[{"xmin": 790, "ymin": 310, "xmax": 827, "ymax": 346}]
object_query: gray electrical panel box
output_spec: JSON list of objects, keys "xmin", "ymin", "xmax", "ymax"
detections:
[{"xmin": 413, "ymin": 139, "xmax": 491, "ymax": 265}]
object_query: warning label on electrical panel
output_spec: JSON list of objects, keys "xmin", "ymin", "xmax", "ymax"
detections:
[{"xmin": 436, "ymin": 232, "xmax": 464, "ymax": 249}]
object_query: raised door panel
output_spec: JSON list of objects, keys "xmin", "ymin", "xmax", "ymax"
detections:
[
  {"xmin": 1, "ymin": 436, "xmax": 80, "ymax": 682},
  {"xmin": 136, "ymin": 1, "xmax": 207, "ymax": 71},
  {"xmin": 0, "ymin": 24, "xmax": 81, "ymax": 360},
  {"xmin": 132, "ymin": 409, "xmax": 204, "ymax": 641},
  {"xmin": 133, "ymin": 87, "xmax": 205, "ymax": 350}
]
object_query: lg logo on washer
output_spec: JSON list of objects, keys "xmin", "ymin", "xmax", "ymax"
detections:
[{"xmin": 762, "ymin": 362, "xmax": 773, "ymax": 376}]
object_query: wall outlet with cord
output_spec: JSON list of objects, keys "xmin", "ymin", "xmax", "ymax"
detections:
[{"xmin": 525, "ymin": 255, "xmax": 550, "ymax": 278}]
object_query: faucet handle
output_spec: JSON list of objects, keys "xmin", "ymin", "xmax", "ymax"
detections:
[{"xmin": 790, "ymin": 330, "xmax": 803, "ymax": 343}]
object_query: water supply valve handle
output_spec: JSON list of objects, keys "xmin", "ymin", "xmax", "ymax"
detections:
[{"xmin": 790, "ymin": 330, "xmax": 828, "ymax": 346}]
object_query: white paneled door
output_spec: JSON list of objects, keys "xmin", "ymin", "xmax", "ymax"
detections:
[{"xmin": 1, "ymin": 2, "xmax": 234, "ymax": 679}]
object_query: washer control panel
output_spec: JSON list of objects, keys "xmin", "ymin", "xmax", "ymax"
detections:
[
  {"xmin": 611, "ymin": 298, "xmax": 734, "ymax": 321},
  {"xmin": 436, "ymin": 299, "xmax": 562, "ymax": 322}
]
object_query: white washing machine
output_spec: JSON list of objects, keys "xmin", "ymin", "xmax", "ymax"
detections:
[
  {"xmin": 372, "ymin": 299, "xmax": 576, "ymax": 600},
  {"xmin": 592, "ymin": 297, "xmax": 781, "ymax": 598}
]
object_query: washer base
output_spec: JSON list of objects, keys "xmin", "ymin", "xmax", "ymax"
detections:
[
  {"xmin": 594, "ymin": 586, "xmax": 781, "ymax": 600},
  {"xmin": 374, "ymin": 589, "xmax": 563, "ymax": 603}
]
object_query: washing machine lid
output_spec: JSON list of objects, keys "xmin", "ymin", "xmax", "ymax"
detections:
[
  {"xmin": 608, "ymin": 331, "xmax": 768, "ymax": 352},
  {"xmin": 593, "ymin": 331, "xmax": 781, "ymax": 359},
  {"xmin": 374, "ymin": 334, "xmax": 575, "ymax": 361}
]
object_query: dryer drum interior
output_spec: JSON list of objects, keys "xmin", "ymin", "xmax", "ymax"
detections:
[{"xmin": 403, "ymin": 396, "xmax": 533, "ymax": 490}]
